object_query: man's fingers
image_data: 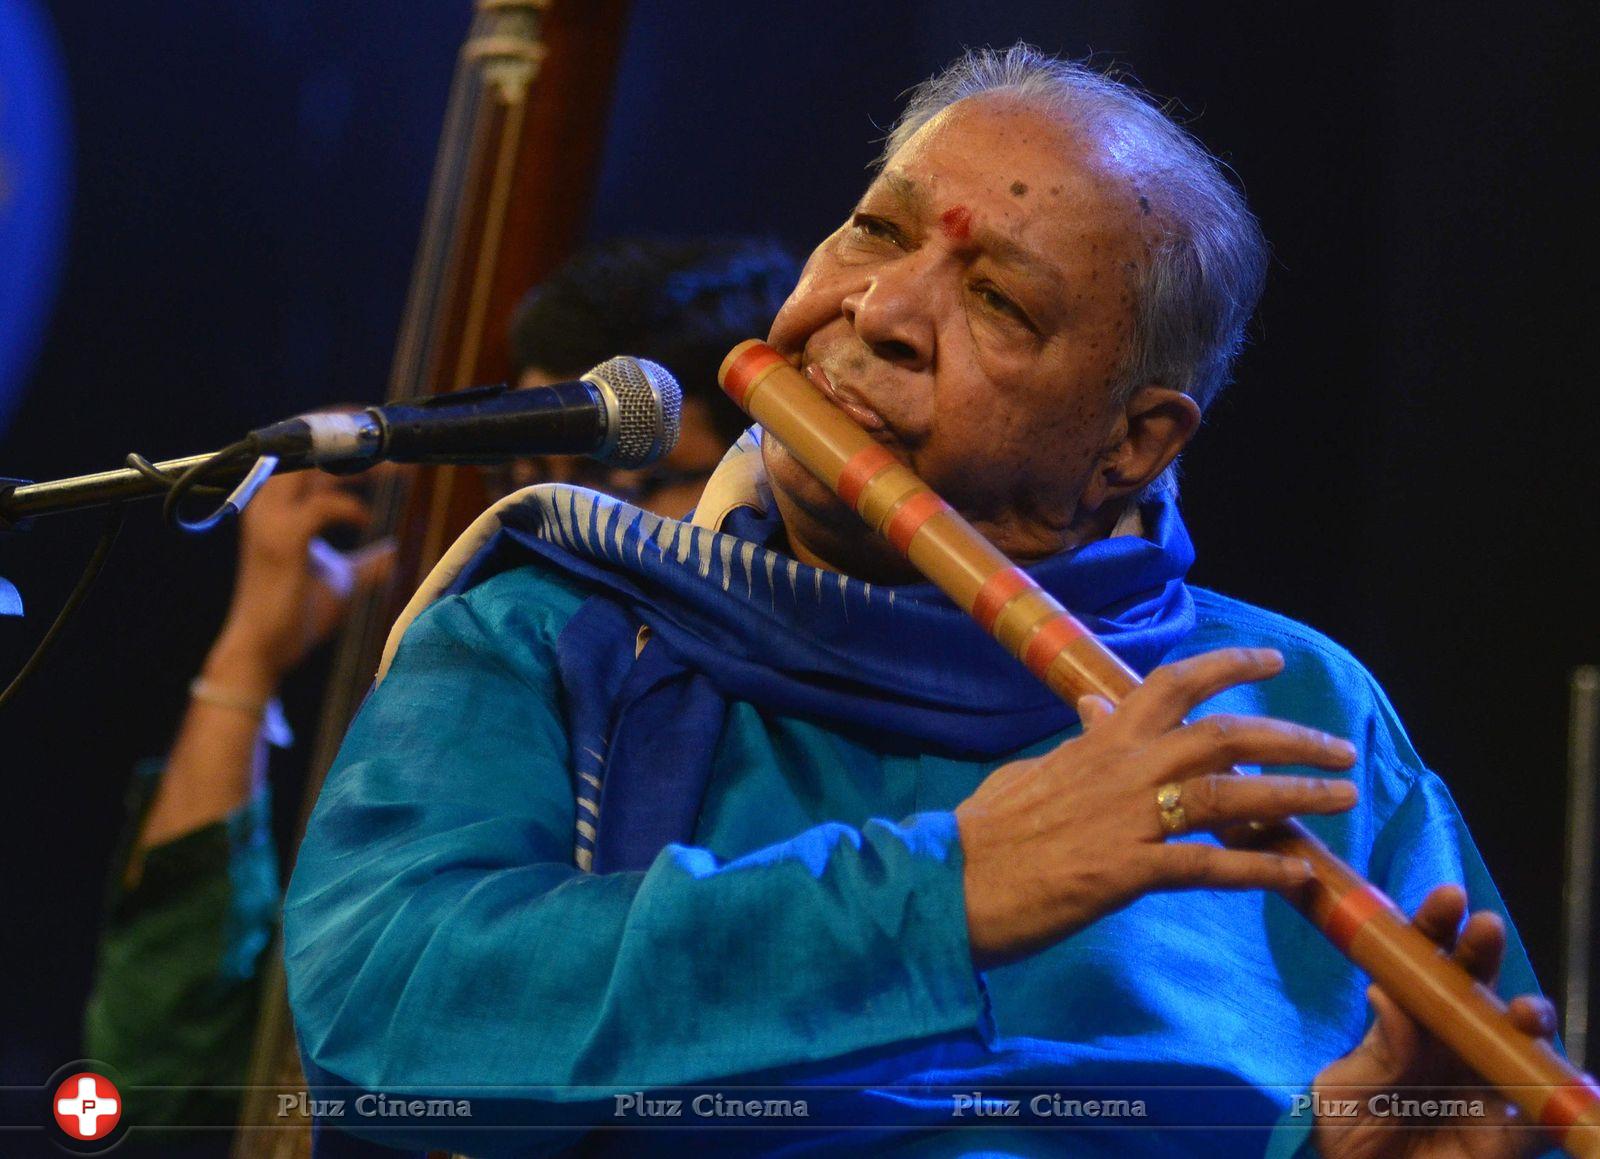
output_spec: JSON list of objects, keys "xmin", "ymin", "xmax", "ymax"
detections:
[
  {"xmin": 1115, "ymin": 648, "xmax": 1285, "ymax": 736},
  {"xmin": 1364, "ymin": 984, "xmax": 1422, "ymax": 1074},
  {"xmin": 1408, "ymin": 887, "xmax": 1508, "ymax": 993},
  {"xmin": 1158, "ymin": 774, "xmax": 1357, "ymax": 835},
  {"xmin": 1454, "ymin": 908, "xmax": 1507, "ymax": 985},
  {"xmin": 1411, "ymin": 883, "xmax": 1467, "ymax": 950},
  {"xmin": 1508, "ymin": 994, "xmax": 1558, "ymax": 1038},
  {"xmin": 1146, "ymin": 842, "xmax": 1312, "ymax": 893},
  {"xmin": 1076, "ymin": 694, "xmax": 1115, "ymax": 730},
  {"xmin": 1145, "ymin": 716, "xmax": 1356, "ymax": 782}
]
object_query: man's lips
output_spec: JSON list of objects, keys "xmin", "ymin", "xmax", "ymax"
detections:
[{"xmin": 804, "ymin": 363, "xmax": 889, "ymax": 434}]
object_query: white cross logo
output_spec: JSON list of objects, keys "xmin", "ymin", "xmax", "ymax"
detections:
[{"xmin": 54, "ymin": 1073, "xmax": 121, "ymax": 1140}]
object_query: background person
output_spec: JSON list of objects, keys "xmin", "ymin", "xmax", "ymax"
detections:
[
  {"xmin": 81, "ymin": 234, "xmax": 799, "ymax": 1136},
  {"xmin": 502, "ymin": 236, "xmax": 796, "ymax": 518}
]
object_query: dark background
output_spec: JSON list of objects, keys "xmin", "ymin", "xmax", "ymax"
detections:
[{"xmin": 3, "ymin": 0, "xmax": 1596, "ymax": 1104}]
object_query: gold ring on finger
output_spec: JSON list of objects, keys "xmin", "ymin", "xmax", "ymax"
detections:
[{"xmin": 1156, "ymin": 781, "xmax": 1188, "ymax": 836}]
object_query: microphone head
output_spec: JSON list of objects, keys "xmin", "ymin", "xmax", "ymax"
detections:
[{"xmin": 584, "ymin": 355, "xmax": 682, "ymax": 468}]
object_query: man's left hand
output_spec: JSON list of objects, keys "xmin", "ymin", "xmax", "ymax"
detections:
[{"xmin": 1312, "ymin": 883, "xmax": 1556, "ymax": 1158}]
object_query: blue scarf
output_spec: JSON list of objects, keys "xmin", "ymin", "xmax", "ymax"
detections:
[{"xmin": 439, "ymin": 434, "xmax": 1196, "ymax": 873}]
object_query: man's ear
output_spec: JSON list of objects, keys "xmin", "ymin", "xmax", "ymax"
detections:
[{"xmin": 1081, "ymin": 386, "xmax": 1201, "ymax": 513}]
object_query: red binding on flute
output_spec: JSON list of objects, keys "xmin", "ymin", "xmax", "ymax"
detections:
[{"xmin": 719, "ymin": 337, "xmax": 1600, "ymax": 1158}]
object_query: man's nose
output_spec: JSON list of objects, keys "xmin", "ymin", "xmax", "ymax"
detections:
[{"xmin": 841, "ymin": 257, "xmax": 936, "ymax": 370}]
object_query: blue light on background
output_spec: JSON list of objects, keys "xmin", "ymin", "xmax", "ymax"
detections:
[{"xmin": 0, "ymin": 0, "xmax": 72, "ymax": 438}]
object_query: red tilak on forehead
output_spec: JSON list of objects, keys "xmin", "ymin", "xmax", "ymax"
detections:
[{"xmin": 938, "ymin": 205, "xmax": 972, "ymax": 240}]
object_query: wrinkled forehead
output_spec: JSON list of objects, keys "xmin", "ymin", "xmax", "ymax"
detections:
[
  {"xmin": 887, "ymin": 93, "xmax": 1125, "ymax": 186},
  {"xmin": 877, "ymin": 93, "xmax": 1156, "ymax": 253}
]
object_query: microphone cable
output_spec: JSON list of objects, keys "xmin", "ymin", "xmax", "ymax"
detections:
[
  {"xmin": 126, "ymin": 439, "xmax": 276, "ymax": 533},
  {"xmin": 0, "ymin": 441, "xmax": 272, "ymax": 711},
  {"xmin": 0, "ymin": 502, "xmax": 125, "ymax": 713}
]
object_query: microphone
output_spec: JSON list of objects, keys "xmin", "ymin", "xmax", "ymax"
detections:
[{"xmin": 249, "ymin": 356, "xmax": 682, "ymax": 468}]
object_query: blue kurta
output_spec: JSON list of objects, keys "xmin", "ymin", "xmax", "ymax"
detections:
[{"xmin": 283, "ymin": 545, "xmax": 1539, "ymax": 1157}]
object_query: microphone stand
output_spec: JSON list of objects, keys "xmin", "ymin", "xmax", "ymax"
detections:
[
  {"xmin": 0, "ymin": 443, "xmax": 289, "ymax": 707},
  {"xmin": 1, "ymin": 449, "xmax": 289, "ymax": 528},
  {"xmin": 2, "ymin": 363, "xmax": 681, "ymax": 529}
]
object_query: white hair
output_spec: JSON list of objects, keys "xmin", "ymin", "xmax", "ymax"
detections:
[{"xmin": 883, "ymin": 44, "xmax": 1269, "ymax": 499}]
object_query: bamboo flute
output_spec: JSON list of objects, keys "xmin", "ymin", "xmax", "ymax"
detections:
[{"xmin": 719, "ymin": 338, "xmax": 1600, "ymax": 1158}]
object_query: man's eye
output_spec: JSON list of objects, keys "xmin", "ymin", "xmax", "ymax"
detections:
[
  {"xmin": 850, "ymin": 214, "xmax": 902, "ymax": 244},
  {"xmin": 973, "ymin": 283, "xmax": 1030, "ymax": 325}
]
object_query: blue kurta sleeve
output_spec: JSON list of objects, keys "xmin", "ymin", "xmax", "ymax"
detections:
[{"xmin": 282, "ymin": 572, "xmax": 987, "ymax": 1154}]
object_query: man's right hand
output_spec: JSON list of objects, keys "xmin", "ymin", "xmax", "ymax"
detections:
[{"xmin": 954, "ymin": 648, "xmax": 1359, "ymax": 970}]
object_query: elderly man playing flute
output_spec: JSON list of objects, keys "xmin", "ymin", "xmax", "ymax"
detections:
[{"xmin": 283, "ymin": 44, "xmax": 1566, "ymax": 1158}]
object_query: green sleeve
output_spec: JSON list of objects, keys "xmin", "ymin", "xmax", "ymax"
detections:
[{"xmin": 83, "ymin": 762, "xmax": 279, "ymax": 1129}]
